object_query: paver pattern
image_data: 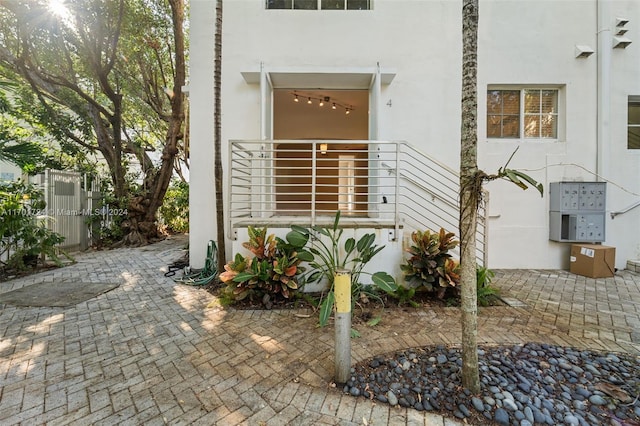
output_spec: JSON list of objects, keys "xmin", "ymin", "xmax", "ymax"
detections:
[{"xmin": 0, "ymin": 236, "xmax": 638, "ymax": 425}]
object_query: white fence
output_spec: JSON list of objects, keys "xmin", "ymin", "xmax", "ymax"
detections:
[{"xmin": 30, "ymin": 170, "xmax": 103, "ymax": 252}]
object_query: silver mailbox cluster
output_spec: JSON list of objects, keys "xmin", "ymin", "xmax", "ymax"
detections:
[{"xmin": 549, "ymin": 182, "xmax": 606, "ymax": 242}]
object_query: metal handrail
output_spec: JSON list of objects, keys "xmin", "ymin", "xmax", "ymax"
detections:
[
  {"xmin": 611, "ymin": 199, "xmax": 640, "ymax": 219},
  {"xmin": 228, "ymin": 139, "xmax": 488, "ymax": 265}
]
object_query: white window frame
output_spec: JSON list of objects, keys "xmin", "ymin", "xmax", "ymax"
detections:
[
  {"xmin": 266, "ymin": 0, "xmax": 371, "ymax": 10},
  {"xmin": 487, "ymin": 86, "xmax": 565, "ymax": 142},
  {"xmin": 628, "ymin": 95, "xmax": 640, "ymax": 150}
]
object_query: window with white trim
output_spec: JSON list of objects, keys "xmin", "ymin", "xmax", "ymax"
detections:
[
  {"xmin": 629, "ymin": 96, "xmax": 640, "ymax": 149},
  {"xmin": 487, "ymin": 89, "xmax": 559, "ymax": 139},
  {"xmin": 266, "ymin": 0, "xmax": 370, "ymax": 10}
]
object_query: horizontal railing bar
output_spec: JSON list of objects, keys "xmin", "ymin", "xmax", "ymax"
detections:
[{"xmin": 228, "ymin": 139, "xmax": 487, "ymax": 266}]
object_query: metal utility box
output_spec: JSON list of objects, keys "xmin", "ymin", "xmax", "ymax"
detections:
[{"xmin": 549, "ymin": 182, "xmax": 606, "ymax": 242}]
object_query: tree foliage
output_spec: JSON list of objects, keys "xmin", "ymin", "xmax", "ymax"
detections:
[{"xmin": 0, "ymin": 0, "xmax": 187, "ymax": 245}]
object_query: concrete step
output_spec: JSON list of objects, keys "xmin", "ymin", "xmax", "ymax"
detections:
[{"xmin": 627, "ymin": 260, "xmax": 640, "ymax": 272}]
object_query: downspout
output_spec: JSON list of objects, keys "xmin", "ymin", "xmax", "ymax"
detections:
[{"xmin": 596, "ymin": 0, "xmax": 611, "ymax": 181}]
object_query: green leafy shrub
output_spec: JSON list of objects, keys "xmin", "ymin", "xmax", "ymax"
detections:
[
  {"xmin": 476, "ymin": 266, "xmax": 499, "ymax": 307},
  {"xmin": 400, "ymin": 228, "xmax": 460, "ymax": 299},
  {"xmin": 85, "ymin": 190, "xmax": 125, "ymax": 247},
  {"xmin": 160, "ymin": 180, "xmax": 189, "ymax": 233},
  {"xmin": 219, "ymin": 226, "xmax": 311, "ymax": 304},
  {"xmin": 0, "ymin": 181, "xmax": 72, "ymax": 273},
  {"xmin": 289, "ymin": 211, "xmax": 397, "ymax": 327}
]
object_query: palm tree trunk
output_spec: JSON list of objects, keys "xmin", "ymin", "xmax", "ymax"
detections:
[
  {"xmin": 214, "ymin": 0, "xmax": 226, "ymax": 273},
  {"xmin": 459, "ymin": 0, "xmax": 480, "ymax": 394}
]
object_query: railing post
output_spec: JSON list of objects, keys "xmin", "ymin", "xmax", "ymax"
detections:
[
  {"xmin": 394, "ymin": 142, "xmax": 401, "ymax": 241},
  {"xmin": 482, "ymin": 190, "xmax": 489, "ymax": 268},
  {"xmin": 334, "ymin": 269, "xmax": 351, "ymax": 384},
  {"xmin": 311, "ymin": 141, "xmax": 317, "ymax": 227}
]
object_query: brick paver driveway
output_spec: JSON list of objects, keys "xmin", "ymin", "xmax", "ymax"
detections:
[{"xmin": 0, "ymin": 236, "xmax": 638, "ymax": 425}]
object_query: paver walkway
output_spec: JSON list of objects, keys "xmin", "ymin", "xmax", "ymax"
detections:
[{"xmin": 0, "ymin": 236, "xmax": 638, "ymax": 425}]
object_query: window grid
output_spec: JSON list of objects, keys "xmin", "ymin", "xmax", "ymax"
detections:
[
  {"xmin": 487, "ymin": 88, "xmax": 559, "ymax": 140},
  {"xmin": 266, "ymin": 0, "xmax": 370, "ymax": 10}
]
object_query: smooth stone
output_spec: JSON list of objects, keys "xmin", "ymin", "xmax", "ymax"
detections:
[
  {"xmin": 524, "ymin": 406, "xmax": 534, "ymax": 423},
  {"xmin": 588, "ymin": 395, "xmax": 606, "ymax": 406},
  {"xmin": 564, "ymin": 415, "xmax": 579, "ymax": 425},
  {"xmin": 504, "ymin": 399, "xmax": 518, "ymax": 411},
  {"xmin": 386, "ymin": 391, "xmax": 398, "ymax": 406},
  {"xmin": 484, "ymin": 396, "xmax": 496, "ymax": 406},
  {"xmin": 495, "ymin": 408, "xmax": 510, "ymax": 426},
  {"xmin": 471, "ymin": 397, "xmax": 484, "ymax": 412}
]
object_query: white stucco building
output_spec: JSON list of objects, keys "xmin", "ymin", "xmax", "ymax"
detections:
[{"xmin": 188, "ymin": 0, "xmax": 640, "ymax": 275}]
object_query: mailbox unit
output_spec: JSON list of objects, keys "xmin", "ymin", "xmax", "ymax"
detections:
[{"xmin": 549, "ymin": 182, "xmax": 606, "ymax": 242}]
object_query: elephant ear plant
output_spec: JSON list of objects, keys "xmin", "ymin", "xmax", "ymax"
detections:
[{"xmin": 289, "ymin": 211, "xmax": 397, "ymax": 327}]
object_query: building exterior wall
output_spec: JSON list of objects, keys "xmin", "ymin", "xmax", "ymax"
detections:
[
  {"xmin": 189, "ymin": 0, "xmax": 640, "ymax": 270},
  {"xmin": 0, "ymin": 160, "xmax": 22, "ymax": 182}
]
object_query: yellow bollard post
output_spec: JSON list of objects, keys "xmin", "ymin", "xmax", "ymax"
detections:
[{"xmin": 334, "ymin": 269, "xmax": 351, "ymax": 384}]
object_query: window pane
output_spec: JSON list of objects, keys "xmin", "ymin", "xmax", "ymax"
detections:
[
  {"xmin": 267, "ymin": 0, "xmax": 292, "ymax": 8},
  {"xmin": 294, "ymin": 0, "xmax": 317, "ymax": 9},
  {"xmin": 502, "ymin": 91, "xmax": 519, "ymax": 114},
  {"xmin": 540, "ymin": 114, "xmax": 557, "ymax": 138},
  {"xmin": 321, "ymin": 0, "xmax": 344, "ymax": 10},
  {"xmin": 487, "ymin": 116, "xmax": 502, "ymax": 138},
  {"xmin": 629, "ymin": 127, "xmax": 640, "ymax": 149},
  {"xmin": 347, "ymin": 0, "xmax": 370, "ymax": 9},
  {"xmin": 487, "ymin": 91, "xmax": 502, "ymax": 114},
  {"xmin": 524, "ymin": 115, "xmax": 539, "ymax": 138},
  {"xmin": 541, "ymin": 90, "xmax": 557, "ymax": 113},
  {"xmin": 502, "ymin": 115, "xmax": 520, "ymax": 137},
  {"xmin": 629, "ymin": 101, "xmax": 640, "ymax": 125},
  {"xmin": 524, "ymin": 90, "xmax": 540, "ymax": 114},
  {"xmin": 322, "ymin": 0, "xmax": 344, "ymax": 8}
]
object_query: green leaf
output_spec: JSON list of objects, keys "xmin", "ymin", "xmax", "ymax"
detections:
[
  {"xmin": 318, "ymin": 291, "xmax": 335, "ymax": 327},
  {"xmin": 511, "ymin": 170, "xmax": 544, "ymax": 196},
  {"xmin": 350, "ymin": 328, "xmax": 361, "ymax": 338},
  {"xmin": 366, "ymin": 316, "xmax": 381, "ymax": 327},
  {"xmin": 307, "ymin": 270, "xmax": 323, "ymax": 283},
  {"xmin": 297, "ymin": 250, "xmax": 314, "ymax": 262},
  {"xmin": 286, "ymin": 230, "xmax": 309, "ymax": 248},
  {"xmin": 504, "ymin": 169, "xmax": 527, "ymax": 190},
  {"xmin": 290, "ymin": 225, "xmax": 310, "ymax": 235},
  {"xmin": 357, "ymin": 233, "xmax": 376, "ymax": 252},
  {"xmin": 333, "ymin": 210, "xmax": 341, "ymax": 232},
  {"xmin": 344, "ymin": 237, "xmax": 355, "ymax": 254},
  {"xmin": 372, "ymin": 271, "xmax": 397, "ymax": 292},
  {"xmin": 232, "ymin": 272, "xmax": 256, "ymax": 283}
]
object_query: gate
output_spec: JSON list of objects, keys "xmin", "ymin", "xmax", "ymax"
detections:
[{"xmin": 31, "ymin": 170, "xmax": 102, "ymax": 252}]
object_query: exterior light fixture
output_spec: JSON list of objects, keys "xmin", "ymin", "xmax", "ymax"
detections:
[
  {"xmin": 332, "ymin": 103, "xmax": 337, "ymax": 110},
  {"xmin": 307, "ymin": 97, "xmax": 312, "ymax": 104},
  {"xmin": 320, "ymin": 143, "xmax": 328, "ymax": 154},
  {"xmin": 294, "ymin": 94, "xmax": 299, "ymax": 102}
]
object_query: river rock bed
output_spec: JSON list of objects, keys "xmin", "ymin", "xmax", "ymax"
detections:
[{"xmin": 344, "ymin": 343, "xmax": 640, "ymax": 425}]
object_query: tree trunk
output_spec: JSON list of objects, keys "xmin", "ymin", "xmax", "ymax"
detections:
[
  {"xmin": 214, "ymin": 0, "xmax": 227, "ymax": 273},
  {"xmin": 116, "ymin": 0, "xmax": 186, "ymax": 247},
  {"xmin": 459, "ymin": 0, "xmax": 480, "ymax": 394}
]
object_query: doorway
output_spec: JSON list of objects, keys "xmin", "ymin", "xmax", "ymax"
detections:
[{"xmin": 272, "ymin": 89, "xmax": 369, "ymax": 215}]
